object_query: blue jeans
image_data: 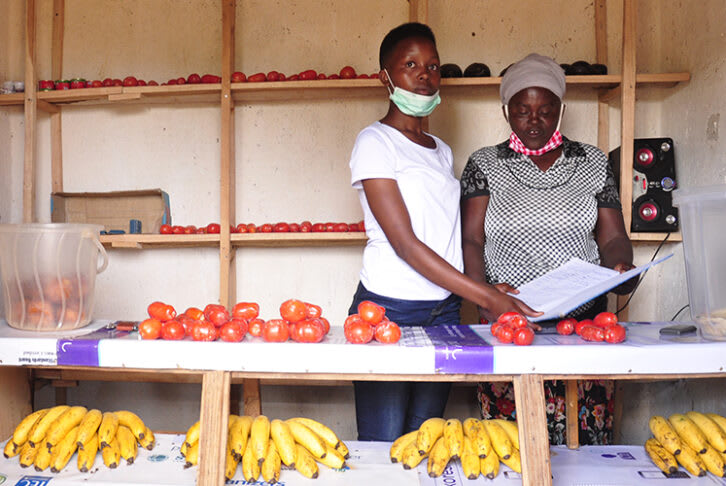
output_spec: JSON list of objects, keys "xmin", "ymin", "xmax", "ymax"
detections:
[{"xmin": 349, "ymin": 282, "xmax": 461, "ymax": 441}]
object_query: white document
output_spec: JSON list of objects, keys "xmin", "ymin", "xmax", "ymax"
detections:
[{"xmin": 511, "ymin": 254, "xmax": 673, "ymax": 322}]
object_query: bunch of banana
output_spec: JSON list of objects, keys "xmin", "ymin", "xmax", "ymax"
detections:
[
  {"xmin": 181, "ymin": 414, "xmax": 348, "ymax": 483},
  {"xmin": 3, "ymin": 406, "xmax": 154, "ymax": 473},
  {"xmin": 389, "ymin": 417, "xmax": 521, "ymax": 479},
  {"xmin": 646, "ymin": 412, "xmax": 726, "ymax": 478}
]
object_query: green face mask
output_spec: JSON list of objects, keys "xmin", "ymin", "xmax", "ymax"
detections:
[{"xmin": 385, "ymin": 69, "xmax": 441, "ymax": 117}]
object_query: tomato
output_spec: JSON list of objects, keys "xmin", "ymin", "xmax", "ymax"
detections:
[
  {"xmin": 344, "ymin": 314, "xmax": 363, "ymax": 329},
  {"xmin": 290, "ymin": 318, "xmax": 325, "ymax": 343},
  {"xmin": 123, "ymin": 76, "xmax": 138, "ymax": 87},
  {"xmin": 311, "ymin": 223, "xmax": 326, "ymax": 232},
  {"xmin": 358, "ymin": 300, "xmax": 385, "ymax": 325},
  {"xmin": 176, "ymin": 77, "xmax": 186, "ymax": 85},
  {"xmin": 490, "ymin": 321, "xmax": 502, "ymax": 336},
  {"xmin": 175, "ymin": 314, "xmax": 197, "ymax": 336},
  {"xmin": 300, "ymin": 221, "xmax": 312, "ymax": 232},
  {"xmin": 148, "ymin": 80, "xmax": 158, "ymax": 86},
  {"xmin": 248, "ymin": 72, "xmax": 267, "ymax": 82},
  {"xmin": 280, "ymin": 299, "xmax": 307, "ymax": 323},
  {"xmin": 172, "ymin": 225, "xmax": 185, "ymax": 234},
  {"xmin": 102, "ymin": 78, "xmax": 114, "ymax": 87},
  {"xmin": 304, "ymin": 302, "xmax": 322, "ymax": 319},
  {"xmin": 289, "ymin": 223, "xmax": 301, "ymax": 232},
  {"xmin": 191, "ymin": 321, "xmax": 218, "ymax": 341},
  {"xmin": 495, "ymin": 325, "xmax": 514, "ymax": 344},
  {"xmin": 206, "ymin": 223, "xmax": 221, "ymax": 234},
  {"xmin": 278, "ymin": 73, "xmax": 286, "ymax": 81},
  {"xmin": 246, "ymin": 224, "xmax": 257, "ymax": 233},
  {"xmin": 575, "ymin": 319, "xmax": 594, "ymax": 336},
  {"xmin": 148, "ymin": 301, "xmax": 176, "ymax": 321},
  {"xmin": 139, "ymin": 318, "xmax": 162, "ymax": 340},
  {"xmin": 317, "ymin": 317, "xmax": 330, "ymax": 334},
  {"xmin": 273, "ymin": 222, "xmax": 290, "ymax": 232},
  {"xmin": 339, "ymin": 66, "xmax": 357, "ymax": 79},
  {"xmin": 167, "ymin": 78, "xmax": 178, "ymax": 85},
  {"xmin": 348, "ymin": 223, "xmax": 358, "ymax": 232},
  {"xmin": 184, "ymin": 225, "xmax": 197, "ymax": 234},
  {"xmin": 137, "ymin": 80, "xmax": 146, "ymax": 86},
  {"xmin": 344, "ymin": 320, "xmax": 374, "ymax": 344},
  {"xmin": 267, "ymin": 71, "xmax": 281, "ymax": 82},
  {"xmin": 111, "ymin": 79, "xmax": 123, "ymax": 86},
  {"xmin": 358, "ymin": 220, "xmax": 365, "ymax": 231},
  {"xmin": 184, "ymin": 307, "xmax": 205, "ymax": 321},
  {"xmin": 235, "ymin": 223, "xmax": 248, "ymax": 233},
  {"xmin": 90, "ymin": 80, "xmax": 103, "ymax": 88},
  {"xmin": 604, "ymin": 324, "xmax": 626, "ymax": 343},
  {"xmin": 374, "ymin": 319, "xmax": 401, "ymax": 344},
  {"xmin": 187, "ymin": 73, "xmax": 201, "ymax": 84},
  {"xmin": 263, "ymin": 319, "xmax": 290, "ymax": 342},
  {"xmin": 513, "ymin": 327, "xmax": 535, "ymax": 346},
  {"xmin": 161, "ymin": 320, "xmax": 185, "ymax": 340},
  {"xmin": 299, "ymin": 69, "xmax": 317, "ymax": 81},
  {"xmin": 201, "ymin": 74, "xmax": 220, "ymax": 84},
  {"xmin": 220, "ymin": 319, "xmax": 248, "ymax": 342},
  {"xmin": 357, "ymin": 73, "xmax": 369, "ymax": 79},
  {"xmin": 580, "ymin": 325, "xmax": 605, "ymax": 342},
  {"xmin": 556, "ymin": 318, "xmax": 577, "ymax": 336},
  {"xmin": 248, "ymin": 318, "xmax": 265, "ymax": 337},
  {"xmin": 497, "ymin": 312, "xmax": 520, "ymax": 325},
  {"xmin": 231, "ymin": 71, "xmax": 246, "ymax": 83},
  {"xmin": 324, "ymin": 222, "xmax": 336, "ymax": 232},
  {"xmin": 593, "ymin": 312, "xmax": 619, "ymax": 329},
  {"xmin": 204, "ymin": 304, "xmax": 230, "ymax": 327},
  {"xmin": 259, "ymin": 224, "xmax": 273, "ymax": 233},
  {"xmin": 160, "ymin": 224, "xmax": 172, "ymax": 234},
  {"xmin": 287, "ymin": 74, "xmax": 299, "ymax": 81},
  {"xmin": 333, "ymin": 223, "xmax": 349, "ymax": 232},
  {"xmin": 328, "ymin": 74, "xmax": 340, "ymax": 79},
  {"xmin": 232, "ymin": 302, "xmax": 259, "ymax": 320}
]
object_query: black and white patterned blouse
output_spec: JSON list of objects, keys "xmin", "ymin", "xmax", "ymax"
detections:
[{"xmin": 460, "ymin": 138, "xmax": 621, "ymax": 296}]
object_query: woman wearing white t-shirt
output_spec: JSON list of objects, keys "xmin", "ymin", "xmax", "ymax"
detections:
[{"xmin": 348, "ymin": 22, "xmax": 540, "ymax": 442}]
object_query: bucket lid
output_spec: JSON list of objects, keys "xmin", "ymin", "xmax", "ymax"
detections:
[{"xmin": 672, "ymin": 184, "xmax": 726, "ymax": 206}]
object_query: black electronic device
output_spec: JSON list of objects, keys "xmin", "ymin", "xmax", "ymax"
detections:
[
  {"xmin": 609, "ymin": 137, "xmax": 679, "ymax": 232},
  {"xmin": 659, "ymin": 324, "xmax": 697, "ymax": 336}
]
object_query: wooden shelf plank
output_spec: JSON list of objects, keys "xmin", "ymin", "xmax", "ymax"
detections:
[
  {"xmin": 0, "ymin": 93, "xmax": 25, "ymax": 106},
  {"xmin": 232, "ymin": 232, "xmax": 367, "ymax": 247},
  {"xmin": 100, "ymin": 234, "xmax": 221, "ymax": 248},
  {"xmin": 636, "ymin": 72, "xmax": 691, "ymax": 86},
  {"xmin": 630, "ymin": 232, "xmax": 682, "ymax": 242}
]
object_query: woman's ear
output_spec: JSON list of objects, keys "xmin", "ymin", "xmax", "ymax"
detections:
[{"xmin": 502, "ymin": 105, "xmax": 509, "ymax": 123}]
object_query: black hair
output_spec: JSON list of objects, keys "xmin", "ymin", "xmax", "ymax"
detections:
[{"xmin": 379, "ymin": 22, "xmax": 436, "ymax": 70}]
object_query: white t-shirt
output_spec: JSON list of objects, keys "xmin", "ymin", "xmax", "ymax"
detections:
[{"xmin": 349, "ymin": 121, "xmax": 463, "ymax": 301}]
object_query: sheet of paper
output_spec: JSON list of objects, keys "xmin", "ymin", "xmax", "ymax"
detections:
[{"xmin": 510, "ymin": 254, "xmax": 673, "ymax": 322}]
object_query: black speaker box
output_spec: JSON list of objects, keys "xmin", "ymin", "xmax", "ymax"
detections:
[{"xmin": 609, "ymin": 137, "xmax": 679, "ymax": 232}]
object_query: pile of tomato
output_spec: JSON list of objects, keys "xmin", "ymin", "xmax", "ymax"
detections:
[
  {"xmin": 343, "ymin": 301, "xmax": 401, "ymax": 345},
  {"xmin": 159, "ymin": 221, "xmax": 365, "ymax": 235},
  {"xmin": 490, "ymin": 312, "xmax": 535, "ymax": 345},
  {"xmin": 232, "ymin": 66, "xmax": 377, "ymax": 82},
  {"xmin": 555, "ymin": 311, "xmax": 627, "ymax": 343}
]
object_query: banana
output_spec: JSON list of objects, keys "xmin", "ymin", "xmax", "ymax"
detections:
[
  {"xmin": 500, "ymin": 447, "xmax": 522, "ymax": 473},
  {"xmin": 101, "ymin": 436, "xmax": 121, "ymax": 469},
  {"xmin": 114, "ymin": 410, "xmax": 146, "ymax": 441},
  {"xmin": 18, "ymin": 441, "xmax": 39, "ymax": 468},
  {"xmin": 443, "ymin": 418, "xmax": 464, "ymax": 460},
  {"xmin": 184, "ymin": 441, "xmax": 199, "ymax": 469},
  {"xmin": 318, "ymin": 443, "xmax": 346, "ymax": 469},
  {"xmin": 76, "ymin": 409, "xmax": 103, "ymax": 449},
  {"xmin": 645, "ymin": 438, "xmax": 678, "ymax": 475},
  {"xmin": 416, "ymin": 417, "xmax": 446, "ymax": 456},
  {"xmin": 675, "ymin": 442, "xmax": 707, "ymax": 477},
  {"xmin": 184, "ymin": 420, "xmax": 200, "ymax": 450},
  {"xmin": 229, "ymin": 415, "xmax": 253, "ymax": 460},
  {"xmin": 45, "ymin": 405, "xmax": 87, "ymax": 451},
  {"xmin": 649, "ymin": 415, "xmax": 682, "ymax": 456},
  {"xmin": 98, "ymin": 412, "xmax": 119, "ymax": 449},
  {"xmin": 707, "ymin": 413, "xmax": 726, "ymax": 436},
  {"xmin": 12, "ymin": 408, "xmax": 48, "ymax": 449},
  {"xmin": 700, "ymin": 445, "xmax": 725, "ymax": 477},
  {"xmin": 33, "ymin": 442, "xmax": 52, "ymax": 471},
  {"xmin": 336, "ymin": 440, "xmax": 350, "ymax": 459},
  {"xmin": 28, "ymin": 405, "xmax": 69, "ymax": 447},
  {"xmin": 482, "ymin": 420, "xmax": 513, "ymax": 460},
  {"xmin": 480, "ymin": 448, "xmax": 500, "ymax": 479},
  {"xmin": 4, "ymin": 439, "xmax": 20, "ymax": 459},
  {"xmin": 116, "ymin": 425, "xmax": 138, "ymax": 464},
  {"xmin": 50, "ymin": 425, "xmax": 79, "ymax": 473},
  {"xmin": 228, "ymin": 414, "xmax": 239, "ymax": 431},
  {"xmin": 687, "ymin": 411, "xmax": 726, "ymax": 453},
  {"xmin": 250, "ymin": 415, "xmax": 271, "ymax": 465},
  {"xmin": 139, "ymin": 427, "xmax": 155, "ymax": 450},
  {"xmin": 427, "ymin": 436, "xmax": 451, "ymax": 478},
  {"xmin": 463, "ymin": 417, "xmax": 492, "ymax": 458},
  {"xmin": 286, "ymin": 419, "xmax": 327, "ymax": 459},
  {"xmin": 461, "ymin": 435, "xmax": 481, "ymax": 479},
  {"xmin": 294, "ymin": 443, "xmax": 319, "ymax": 479},
  {"xmin": 493, "ymin": 419, "xmax": 520, "ymax": 450},
  {"xmin": 241, "ymin": 438, "xmax": 260, "ymax": 482},
  {"xmin": 77, "ymin": 433, "xmax": 98, "ymax": 472},
  {"xmin": 270, "ymin": 418, "xmax": 297, "ymax": 467},
  {"xmin": 389, "ymin": 430, "xmax": 418, "ymax": 463},
  {"xmin": 289, "ymin": 417, "xmax": 341, "ymax": 449},
  {"xmin": 261, "ymin": 442, "xmax": 282, "ymax": 484},
  {"xmin": 401, "ymin": 440, "xmax": 427, "ymax": 469},
  {"xmin": 225, "ymin": 443, "xmax": 239, "ymax": 480},
  {"xmin": 669, "ymin": 413, "xmax": 708, "ymax": 454}
]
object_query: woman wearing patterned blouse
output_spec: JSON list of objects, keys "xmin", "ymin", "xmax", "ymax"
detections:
[{"xmin": 460, "ymin": 53, "xmax": 636, "ymax": 445}]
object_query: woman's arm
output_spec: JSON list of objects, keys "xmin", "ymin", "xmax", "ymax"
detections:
[
  {"xmin": 595, "ymin": 207, "xmax": 637, "ymax": 294},
  {"xmin": 461, "ymin": 195, "xmax": 488, "ymax": 284},
  {"xmin": 362, "ymin": 178, "xmax": 541, "ymax": 321}
]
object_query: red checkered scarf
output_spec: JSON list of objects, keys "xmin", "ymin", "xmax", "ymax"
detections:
[{"xmin": 509, "ymin": 130, "xmax": 563, "ymax": 156}]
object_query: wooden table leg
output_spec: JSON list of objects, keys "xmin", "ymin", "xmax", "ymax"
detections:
[
  {"xmin": 513, "ymin": 374, "xmax": 551, "ymax": 486},
  {"xmin": 565, "ymin": 379, "xmax": 579, "ymax": 449},
  {"xmin": 197, "ymin": 370, "xmax": 230, "ymax": 486},
  {"xmin": 243, "ymin": 378, "xmax": 261, "ymax": 416},
  {"xmin": 0, "ymin": 367, "xmax": 32, "ymax": 440}
]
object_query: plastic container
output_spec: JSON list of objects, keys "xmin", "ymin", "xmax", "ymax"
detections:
[
  {"xmin": 672, "ymin": 185, "xmax": 726, "ymax": 340},
  {"xmin": 0, "ymin": 223, "xmax": 108, "ymax": 331}
]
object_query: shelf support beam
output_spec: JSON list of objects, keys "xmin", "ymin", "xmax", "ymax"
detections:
[
  {"xmin": 23, "ymin": 0, "xmax": 38, "ymax": 222},
  {"xmin": 514, "ymin": 374, "xmax": 552, "ymax": 486},
  {"xmin": 408, "ymin": 0, "xmax": 428, "ymax": 23},
  {"xmin": 197, "ymin": 371, "xmax": 230, "ymax": 486},
  {"xmin": 50, "ymin": 0, "xmax": 65, "ymax": 193},
  {"xmin": 595, "ymin": 0, "xmax": 609, "ymax": 153}
]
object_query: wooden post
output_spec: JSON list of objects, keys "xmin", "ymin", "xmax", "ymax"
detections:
[
  {"xmin": 408, "ymin": 0, "xmax": 428, "ymax": 23},
  {"xmin": 243, "ymin": 378, "xmax": 262, "ymax": 416},
  {"xmin": 23, "ymin": 0, "xmax": 37, "ymax": 222},
  {"xmin": 197, "ymin": 371, "xmax": 230, "ymax": 486},
  {"xmin": 0, "ymin": 368, "xmax": 33, "ymax": 440},
  {"xmin": 565, "ymin": 380, "xmax": 579, "ymax": 448},
  {"xmin": 513, "ymin": 375, "xmax": 551, "ymax": 486},
  {"xmin": 51, "ymin": 0, "xmax": 65, "ymax": 193},
  {"xmin": 595, "ymin": 0, "xmax": 609, "ymax": 153}
]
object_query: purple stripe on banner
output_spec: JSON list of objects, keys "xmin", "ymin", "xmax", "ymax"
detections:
[
  {"xmin": 424, "ymin": 325, "xmax": 493, "ymax": 374},
  {"xmin": 57, "ymin": 339, "xmax": 99, "ymax": 366}
]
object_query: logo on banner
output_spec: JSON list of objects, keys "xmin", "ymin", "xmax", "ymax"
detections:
[
  {"xmin": 14, "ymin": 477, "xmax": 52, "ymax": 486},
  {"xmin": 148, "ymin": 454, "xmax": 168, "ymax": 462},
  {"xmin": 0, "ymin": 474, "xmax": 6, "ymax": 485}
]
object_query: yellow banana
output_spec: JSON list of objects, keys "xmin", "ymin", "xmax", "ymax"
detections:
[
  {"xmin": 4, "ymin": 439, "xmax": 20, "ymax": 459},
  {"xmin": 336, "ymin": 440, "xmax": 350, "ymax": 459},
  {"xmin": 649, "ymin": 415, "xmax": 682, "ymax": 456},
  {"xmin": 184, "ymin": 420, "xmax": 200, "ymax": 450},
  {"xmin": 77, "ymin": 432, "xmax": 98, "ymax": 472},
  {"xmin": 481, "ymin": 448, "xmax": 500, "ymax": 479},
  {"xmin": 286, "ymin": 419, "xmax": 327, "ymax": 459},
  {"xmin": 401, "ymin": 440, "xmax": 427, "ymax": 469},
  {"xmin": 270, "ymin": 418, "xmax": 297, "ymax": 467},
  {"xmin": 463, "ymin": 417, "xmax": 492, "ymax": 458},
  {"xmin": 261, "ymin": 442, "xmax": 282, "ymax": 484},
  {"xmin": 229, "ymin": 415, "xmax": 253, "ymax": 460},
  {"xmin": 294, "ymin": 443, "xmax": 319, "ymax": 479},
  {"xmin": 645, "ymin": 438, "xmax": 678, "ymax": 475},
  {"xmin": 50, "ymin": 425, "xmax": 79, "ymax": 473},
  {"xmin": 461, "ymin": 435, "xmax": 481, "ymax": 479},
  {"xmin": 98, "ymin": 412, "xmax": 119, "ymax": 449},
  {"xmin": 19, "ymin": 441, "xmax": 40, "ymax": 468},
  {"xmin": 114, "ymin": 410, "xmax": 146, "ymax": 441},
  {"xmin": 33, "ymin": 442, "xmax": 52, "ymax": 471},
  {"xmin": 482, "ymin": 420, "xmax": 513, "ymax": 460},
  {"xmin": 500, "ymin": 447, "xmax": 522, "ymax": 473},
  {"xmin": 241, "ymin": 438, "xmax": 260, "ymax": 482},
  {"xmin": 116, "ymin": 425, "xmax": 138, "ymax": 464},
  {"xmin": 45, "ymin": 405, "xmax": 87, "ymax": 451},
  {"xmin": 493, "ymin": 419, "xmax": 520, "ymax": 450},
  {"xmin": 390, "ymin": 430, "xmax": 418, "ymax": 463},
  {"xmin": 12, "ymin": 408, "xmax": 48, "ymax": 449},
  {"xmin": 669, "ymin": 413, "xmax": 708, "ymax": 454},
  {"xmin": 289, "ymin": 417, "xmax": 341, "ymax": 449},
  {"xmin": 318, "ymin": 443, "xmax": 346, "ymax": 469},
  {"xmin": 139, "ymin": 426, "xmax": 155, "ymax": 450},
  {"xmin": 675, "ymin": 442, "xmax": 707, "ymax": 477},
  {"xmin": 687, "ymin": 411, "xmax": 726, "ymax": 453},
  {"xmin": 76, "ymin": 409, "xmax": 103, "ymax": 449},
  {"xmin": 707, "ymin": 413, "xmax": 726, "ymax": 436},
  {"xmin": 28, "ymin": 405, "xmax": 69, "ymax": 447},
  {"xmin": 101, "ymin": 436, "xmax": 121, "ymax": 469},
  {"xmin": 184, "ymin": 441, "xmax": 200, "ymax": 469},
  {"xmin": 700, "ymin": 445, "xmax": 725, "ymax": 477},
  {"xmin": 225, "ymin": 443, "xmax": 240, "ymax": 480},
  {"xmin": 416, "ymin": 417, "xmax": 446, "ymax": 456},
  {"xmin": 443, "ymin": 418, "xmax": 464, "ymax": 459},
  {"xmin": 250, "ymin": 415, "xmax": 271, "ymax": 465},
  {"xmin": 228, "ymin": 414, "xmax": 239, "ymax": 431},
  {"xmin": 427, "ymin": 436, "xmax": 451, "ymax": 478}
]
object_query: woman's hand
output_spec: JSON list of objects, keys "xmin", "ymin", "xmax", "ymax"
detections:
[
  {"xmin": 613, "ymin": 262, "xmax": 635, "ymax": 273},
  {"xmin": 494, "ymin": 282, "xmax": 518, "ymax": 294}
]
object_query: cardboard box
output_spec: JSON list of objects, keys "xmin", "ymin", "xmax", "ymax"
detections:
[{"xmin": 51, "ymin": 189, "xmax": 171, "ymax": 234}]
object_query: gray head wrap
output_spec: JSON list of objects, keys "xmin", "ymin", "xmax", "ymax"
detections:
[{"xmin": 500, "ymin": 53, "xmax": 566, "ymax": 105}]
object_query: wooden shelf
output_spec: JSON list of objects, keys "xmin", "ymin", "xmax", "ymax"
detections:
[
  {"xmin": 99, "ymin": 232, "xmax": 367, "ymax": 249},
  {"xmin": 0, "ymin": 92, "xmax": 24, "ymax": 106},
  {"xmin": 100, "ymin": 233, "xmax": 220, "ymax": 249},
  {"xmin": 630, "ymin": 232, "xmax": 682, "ymax": 242}
]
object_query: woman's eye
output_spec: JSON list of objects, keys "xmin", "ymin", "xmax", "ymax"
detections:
[
  {"xmin": 406, "ymin": 61, "xmax": 416, "ymax": 68},
  {"xmin": 429, "ymin": 64, "xmax": 439, "ymax": 71}
]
